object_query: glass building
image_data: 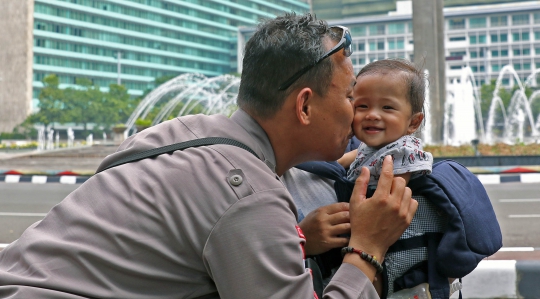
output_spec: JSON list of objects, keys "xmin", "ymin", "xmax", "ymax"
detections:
[{"xmin": 32, "ymin": 0, "xmax": 310, "ymax": 99}]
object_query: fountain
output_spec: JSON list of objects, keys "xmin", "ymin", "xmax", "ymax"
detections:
[
  {"xmin": 46, "ymin": 128, "xmax": 54, "ymax": 150},
  {"xmin": 67, "ymin": 128, "xmax": 74, "ymax": 148},
  {"xmin": 37, "ymin": 126, "xmax": 45, "ymax": 151},
  {"xmin": 484, "ymin": 65, "xmax": 540, "ymax": 144},
  {"xmin": 124, "ymin": 73, "xmax": 240, "ymax": 135}
]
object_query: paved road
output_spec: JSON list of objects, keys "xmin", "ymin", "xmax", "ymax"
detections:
[
  {"xmin": 0, "ymin": 183, "xmax": 78, "ymax": 244},
  {"xmin": 1, "ymin": 180, "xmax": 539, "ymax": 249},
  {"xmin": 486, "ymin": 182, "xmax": 540, "ymax": 248}
]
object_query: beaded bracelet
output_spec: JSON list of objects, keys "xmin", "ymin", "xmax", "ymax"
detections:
[{"xmin": 341, "ymin": 246, "xmax": 384, "ymax": 274}]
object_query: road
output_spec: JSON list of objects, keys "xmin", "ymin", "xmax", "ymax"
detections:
[{"xmin": 0, "ymin": 181, "xmax": 539, "ymax": 248}]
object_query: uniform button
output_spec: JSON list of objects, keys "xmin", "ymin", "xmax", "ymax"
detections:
[{"xmin": 229, "ymin": 174, "xmax": 243, "ymax": 186}]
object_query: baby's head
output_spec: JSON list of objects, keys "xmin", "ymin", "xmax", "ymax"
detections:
[{"xmin": 352, "ymin": 59, "xmax": 425, "ymax": 149}]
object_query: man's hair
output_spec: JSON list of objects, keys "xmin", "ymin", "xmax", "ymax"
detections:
[
  {"xmin": 356, "ymin": 59, "xmax": 426, "ymax": 115},
  {"xmin": 237, "ymin": 13, "xmax": 340, "ymax": 119}
]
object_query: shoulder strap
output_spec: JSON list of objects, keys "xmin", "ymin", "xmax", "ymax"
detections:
[{"xmin": 97, "ymin": 137, "xmax": 258, "ymax": 174}]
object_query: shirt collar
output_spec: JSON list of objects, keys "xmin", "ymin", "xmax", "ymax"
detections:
[{"xmin": 231, "ymin": 109, "xmax": 277, "ymax": 173}]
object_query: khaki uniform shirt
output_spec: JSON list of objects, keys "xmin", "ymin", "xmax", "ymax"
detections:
[{"xmin": 0, "ymin": 109, "xmax": 378, "ymax": 298}]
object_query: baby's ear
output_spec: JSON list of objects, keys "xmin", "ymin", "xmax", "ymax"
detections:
[{"xmin": 407, "ymin": 112, "xmax": 424, "ymax": 134}]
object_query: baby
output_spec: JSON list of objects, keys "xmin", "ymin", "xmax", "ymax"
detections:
[
  {"xmin": 338, "ymin": 59, "xmax": 438, "ymax": 296},
  {"xmin": 339, "ymin": 58, "xmax": 433, "ymax": 187}
]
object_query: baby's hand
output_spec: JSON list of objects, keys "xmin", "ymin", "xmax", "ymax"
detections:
[{"xmin": 337, "ymin": 149, "xmax": 357, "ymax": 169}]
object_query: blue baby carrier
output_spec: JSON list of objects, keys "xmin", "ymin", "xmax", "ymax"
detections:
[{"xmin": 295, "ymin": 159, "xmax": 502, "ymax": 299}]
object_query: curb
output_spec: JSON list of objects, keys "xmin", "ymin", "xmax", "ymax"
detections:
[
  {"xmin": 2, "ymin": 173, "xmax": 540, "ymax": 185},
  {"xmin": 0, "ymin": 175, "xmax": 90, "ymax": 184},
  {"xmin": 453, "ymin": 259, "xmax": 540, "ymax": 298}
]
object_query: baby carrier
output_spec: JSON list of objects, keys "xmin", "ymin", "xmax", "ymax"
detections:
[{"xmin": 295, "ymin": 159, "xmax": 503, "ymax": 299}]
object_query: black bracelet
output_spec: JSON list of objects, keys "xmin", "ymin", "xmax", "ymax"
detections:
[{"xmin": 341, "ymin": 246, "xmax": 384, "ymax": 274}]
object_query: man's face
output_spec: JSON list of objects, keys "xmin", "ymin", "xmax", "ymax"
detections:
[{"xmin": 309, "ymin": 38, "xmax": 356, "ymax": 161}]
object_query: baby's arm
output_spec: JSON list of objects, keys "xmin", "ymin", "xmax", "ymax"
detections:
[
  {"xmin": 395, "ymin": 172, "xmax": 412, "ymax": 186},
  {"xmin": 337, "ymin": 149, "xmax": 357, "ymax": 169}
]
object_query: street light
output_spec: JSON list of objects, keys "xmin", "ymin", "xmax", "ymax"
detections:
[{"xmin": 116, "ymin": 51, "xmax": 122, "ymax": 85}]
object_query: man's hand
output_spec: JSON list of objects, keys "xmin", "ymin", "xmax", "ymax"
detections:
[
  {"xmin": 345, "ymin": 155, "xmax": 418, "ymax": 277},
  {"xmin": 299, "ymin": 203, "xmax": 351, "ymax": 256}
]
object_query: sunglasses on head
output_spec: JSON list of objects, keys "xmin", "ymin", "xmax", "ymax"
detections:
[{"xmin": 278, "ymin": 26, "xmax": 353, "ymax": 91}]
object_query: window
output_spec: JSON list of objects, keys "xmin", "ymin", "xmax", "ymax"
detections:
[
  {"xmin": 512, "ymin": 14, "xmax": 530, "ymax": 25},
  {"xmin": 470, "ymin": 51, "xmax": 478, "ymax": 58},
  {"xmin": 356, "ymin": 43, "xmax": 365, "ymax": 51},
  {"xmin": 524, "ymin": 63, "xmax": 531, "ymax": 70},
  {"xmin": 471, "ymin": 66, "xmax": 478, "ymax": 72},
  {"xmin": 369, "ymin": 25, "xmax": 385, "ymax": 36},
  {"xmin": 522, "ymin": 32, "xmax": 530, "ymax": 41},
  {"xmin": 514, "ymin": 63, "xmax": 522, "ymax": 70},
  {"xmin": 388, "ymin": 23, "xmax": 405, "ymax": 34},
  {"xmin": 536, "ymin": 48, "xmax": 540, "ymax": 55},
  {"xmin": 491, "ymin": 50, "xmax": 499, "ymax": 57},
  {"xmin": 449, "ymin": 36, "xmax": 466, "ymax": 41},
  {"xmin": 491, "ymin": 16, "xmax": 507, "ymax": 27},
  {"xmin": 491, "ymin": 34, "xmax": 498, "ymax": 43},
  {"xmin": 377, "ymin": 41, "xmax": 384, "ymax": 50},
  {"xmin": 492, "ymin": 64, "xmax": 500, "ymax": 72},
  {"xmin": 501, "ymin": 49, "xmax": 508, "ymax": 57},
  {"xmin": 449, "ymin": 18, "xmax": 465, "ymax": 30},
  {"xmin": 500, "ymin": 33, "xmax": 508, "ymax": 42},
  {"xmin": 523, "ymin": 48, "xmax": 531, "ymax": 55},
  {"xmin": 535, "ymin": 13, "xmax": 540, "ymax": 24},
  {"xmin": 388, "ymin": 39, "xmax": 404, "ymax": 50},
  {"xmin": 350, "ymin": 25, "xmax": 366, "ymax": 37},
  {"xmin": 450, "ymin": 51, "xmax": 466, "ymax": 57},
  {"xmin": 469, "ymin": 17, "xmax": 486, "ymax": 28},
  {"xmin": 450, "ymin": 65, "xmax": 463, "ymax": 70},
  {"xmin": 470, "ymin": 35, "xmax": 486, "ymax": 44},
  {"xmin": 536, "ymin": 32, "xmax": 540, "ymax": 40},
  {"xmin": 514, "ymin": 49, "xmax": 521, "ymax": 56},
  {"xmin": 369, "ymin": 42, "xmax": 376, "ymax": 51}
]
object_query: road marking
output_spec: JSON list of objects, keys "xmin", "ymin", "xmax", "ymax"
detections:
[
  {"xmin": 509, "ymin": 214, "xmax": 540, "ymax": 218},
  {"xmin": 500, "ymin": 199, "xmax": 540, "ymax": 203},
  {"xmin": 499, "ymin": 247, "xmax": 535, "ymax": 252},
  {"xmin": 0, "ymin": 212, "xmax": 47, "ymax": 217}
]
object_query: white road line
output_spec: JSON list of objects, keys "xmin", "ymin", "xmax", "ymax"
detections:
[
  {"xmin": 509, "ymin": 214, "xmax": 540, "ymax": 218},
  {"xmin": 500, "ymin": 199, "xmax": 540, "ymax": 202},
  {"xmin": 498, "ymin": 247, "xmax": 535, "ymax": 251},
  {"xmin": 0, "ymin": 212, "xmax": 47, "ymax": 217}
]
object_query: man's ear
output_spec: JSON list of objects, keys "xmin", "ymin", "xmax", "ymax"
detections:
[
  {"xmin": 407, "ymin": 112, "xmax": 424, "ymax": 134},
  {"xmin": 295, "ymin": 87, "xmax": 314, "ymax": 125}
]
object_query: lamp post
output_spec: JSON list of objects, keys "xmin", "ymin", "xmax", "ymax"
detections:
[{"xmin": 116, "ymin": 51, "xmax": 122, "ymax": 85}]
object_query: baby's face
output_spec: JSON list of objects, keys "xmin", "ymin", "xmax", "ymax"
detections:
[{"xmin": 352, "ymin": 72, "xmax": 416, "ymax": 149}]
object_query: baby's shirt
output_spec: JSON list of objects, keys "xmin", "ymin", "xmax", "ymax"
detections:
[{"xmin": 347, "ymin": 135, "xmax": 433, "ymax": 186}]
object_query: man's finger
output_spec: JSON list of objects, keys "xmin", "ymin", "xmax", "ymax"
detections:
[
  {"xmin": 321, "ymin": 202, "xmax": 349, "ymax": 215},
  {"xmin": 350, "ymin": 166, "xmax": 370, "ymax": 203},
  {"xmin": 328, "ymin": 223, "xmax": 351, "ymax": 236},
  {"xmin": 373, "ymin": 155, "xmax": 394, "ymax": 199},
  {"xmin": 327, "ymin": 210, "xmax": 349, "ymax": 225}
]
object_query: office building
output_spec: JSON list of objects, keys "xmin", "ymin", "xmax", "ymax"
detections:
[
  {"xmin": 0, "ymin": 0, "xmax": 310, "ymax": 133},
  {"xmin": 275, "ymin": 0, "xmax": 540, "ymax": 87},
  {"xmin": 311, "ymin": 0, "xmax": 534, "ymax": 20}
]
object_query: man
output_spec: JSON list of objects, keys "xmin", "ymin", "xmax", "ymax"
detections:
[{"xmin": 0, "ymin": 13, "xmax": 417, "ymax": 298}]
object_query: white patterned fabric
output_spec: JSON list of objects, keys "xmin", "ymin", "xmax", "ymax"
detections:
[{"xmin": 347, "ymin": 135, "xmax": 433, "ymax": 185}]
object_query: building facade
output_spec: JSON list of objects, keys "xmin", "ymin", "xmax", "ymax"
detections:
[
  {"xmin": 0, "ymin": 0, "xmax": 310, "ymax": 133},
  {"xmin": 318, "ymin": 1, "xmax": 540, "ymax": 87},
  {"xmin": 311, "ymin": 0, "xmax": 535, "ymax": 21}
]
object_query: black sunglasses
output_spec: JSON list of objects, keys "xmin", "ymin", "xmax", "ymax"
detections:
[{"xmin": 278, "ymin": 26, "xmax": 353, "ymax": 91}]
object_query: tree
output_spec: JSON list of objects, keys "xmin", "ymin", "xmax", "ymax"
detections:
[
  {"xmin": 29, "ymin": 74, "xmax": 68, "ymax": 127},
  {"xmin": 63, "ymin": 78, "xmax": 104, "ymax": 136}
]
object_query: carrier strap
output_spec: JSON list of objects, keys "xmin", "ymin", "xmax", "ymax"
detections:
[{"xmin": 97, "ymin": 137, "xmax": 258, "ymax": 173}]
